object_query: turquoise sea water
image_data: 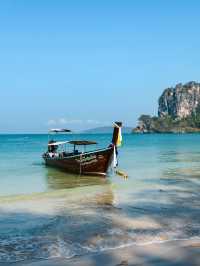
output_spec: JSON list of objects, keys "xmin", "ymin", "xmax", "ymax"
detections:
[{"xmin": 0, "ymin": 133, "xmax": 200, "ymax": 263}]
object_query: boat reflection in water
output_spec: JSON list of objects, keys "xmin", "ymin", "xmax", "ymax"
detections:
[
  {"xmin": 45, "ymin": 166, "xmax": 109, "ymax": 190},
  {"xmin": 45, "ymin": 166, "xmax": 115, "ymax": 207}
]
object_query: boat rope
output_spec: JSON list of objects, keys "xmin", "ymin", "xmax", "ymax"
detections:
[
  {"xmin": 115, "ymin": 169, "xmax": 128, "ymax": 179},
  {"xmin": 79, "ymin": 153, "xmax": 82, "ymax": 175}
]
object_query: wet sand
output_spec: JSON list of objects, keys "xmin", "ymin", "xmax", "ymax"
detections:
[
  {"xmin": 3, "ymin": 239, "xmax": 200, "ymax": 266},
  {"xmin": 1, "ymin": 186, "xmax": 200, "ymax": 265}
]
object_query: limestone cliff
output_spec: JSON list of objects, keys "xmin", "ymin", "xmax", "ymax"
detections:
[
  {"xmin": 133, "ymin": 81, "xmax": 200, "ymax": 133},
  {"xmin": 158, "ymin": 81, "xmax": 200, "ymax": 119}
]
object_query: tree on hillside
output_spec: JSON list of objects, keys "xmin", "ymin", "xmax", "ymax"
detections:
[{"xmin": 138, "ymin": 115, "xmax": 152, "ymax": 131}]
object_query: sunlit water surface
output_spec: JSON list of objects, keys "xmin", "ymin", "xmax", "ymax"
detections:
[{"xmin": 0, "ymin": 133, "xmax": 200, "ymax": 262}]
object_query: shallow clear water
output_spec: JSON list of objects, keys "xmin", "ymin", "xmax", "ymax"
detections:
[{"xmin": 0, "ymin": 133, "xmax": 200, "ymax": 262}]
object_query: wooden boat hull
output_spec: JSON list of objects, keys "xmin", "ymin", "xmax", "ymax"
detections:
[{"xmin": 43, "ymin": 147, "xmax": 114, "ymax": 176}]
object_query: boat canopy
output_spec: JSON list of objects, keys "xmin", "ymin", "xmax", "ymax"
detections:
[
  {"xmin": 48, "ymin": 141, "xmax": 70, "ymax": 146},
  {"xmin": 49, "ymin": 129, "xmax": 71, "ymax": 133},
  {"xmin": 68, "ymin": 140, "xmax": 97, "ymax": 145}
]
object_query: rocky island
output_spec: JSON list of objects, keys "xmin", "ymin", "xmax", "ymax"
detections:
[{"xmin": 133, "ymin": 81, "xmax": 200, "ymax": 133}]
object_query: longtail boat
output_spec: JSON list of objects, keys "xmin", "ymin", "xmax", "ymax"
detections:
[{"xmin": 42, "ymin": 122, "xmax": 122, "ymax": 176}]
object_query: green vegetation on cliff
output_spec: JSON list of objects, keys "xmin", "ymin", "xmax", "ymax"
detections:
[{"xmin": 134, "ymin": 107, "xmax": 200, "ymax": 133}]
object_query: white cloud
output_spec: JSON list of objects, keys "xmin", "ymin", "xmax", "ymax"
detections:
[
  {"xmin": 86, "ymin": 119, "xmax": 101, "ymax": 124},
  {"xmin": 47, "ymin": 118, "xmax": 111, "ymax": 128},
  {"xmin": 58, "ymin": 118, "xmax": 83, "ymax": 124},
  {"xmin": 69, "ymin": 119, "xmax": 83, "ymax": 124},
  {"xmin": 47, "ymin": 119, "xmax": 57, "ymax": 126},
  {"xmin": 58, "ymin": 118, "xmax": 67, "ymax": 125}
]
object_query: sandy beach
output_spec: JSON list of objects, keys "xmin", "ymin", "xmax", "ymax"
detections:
[{"xmin": 2, "ymin": 239, "xmax": 200, "ymax": 266}]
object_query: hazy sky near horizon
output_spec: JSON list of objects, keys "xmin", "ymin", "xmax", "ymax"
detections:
[{"xmin": 0, "ymin": 0, "xmax": 200, "ymax": 132}]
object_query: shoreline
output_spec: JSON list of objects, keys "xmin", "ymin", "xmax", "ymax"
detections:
[{"xmin": 2, "ymin": 238, "xmax": 200, "ymax": 266}]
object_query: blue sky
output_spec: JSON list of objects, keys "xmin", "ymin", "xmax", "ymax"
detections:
[{"xmin": 0, "ymin": 0, "xmax": 200, "ymax": 132}]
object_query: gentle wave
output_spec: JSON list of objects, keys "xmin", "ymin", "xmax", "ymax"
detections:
[{"xmin": 1, "ymin": 234, "xmax": 200, "ymax": 263}]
